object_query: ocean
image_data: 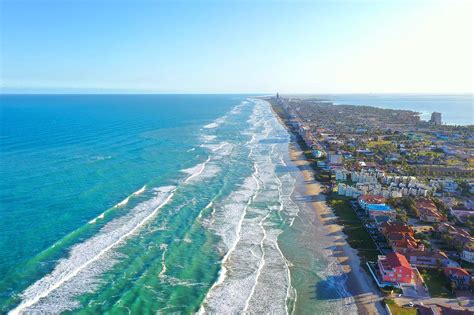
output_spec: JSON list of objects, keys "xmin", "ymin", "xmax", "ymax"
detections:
[
  {"xmin": 0, "ymin": 95, "xmax": 354, "ymax": 314},
  {"xmin": 318, "ymin": 94, "xmax": 474, "ymax": 125}
]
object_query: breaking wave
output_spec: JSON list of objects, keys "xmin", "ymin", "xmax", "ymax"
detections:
[
  {"xmin": 203, "ymin": 122, "xmax": 219, "ymax": 129},
  {"xmin": 9, "ymin": 101, "xmax": 247, "ymax": 314},
  {"xmin": 88, "ymin": 185, "xmax": 147, "ymax": 224},
  {"xmin": 199, "ymin": 99, "xmax": 297, "ymax": 314},
  {"xmin": 10, "ymin": 186, "xmax": 176, "ymax": 314}
]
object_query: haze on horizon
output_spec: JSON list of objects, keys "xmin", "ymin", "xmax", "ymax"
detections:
[{"xmin": 0, "ymin": 0, "xmax": 472, "ymax": 94}]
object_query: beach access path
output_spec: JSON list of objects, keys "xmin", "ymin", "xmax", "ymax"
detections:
[{"xmin": 288, "ymin": 145, "xmax": 387, "ymax": 315}]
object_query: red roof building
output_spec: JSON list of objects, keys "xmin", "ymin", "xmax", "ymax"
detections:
[
  {"xmin": 379, "ymin": 221, "xmax": 414, "ymax": 238},
  {"xmin": 378, "ymin": 252, "xmax": 415, "ymax": 285},
  {"xmin": 415, "ymin": 199, "xmax": 447, "ymax": 223},
  {"xmin": 387, "ymin": 233, "xmax": 425, "ymax": 253}
]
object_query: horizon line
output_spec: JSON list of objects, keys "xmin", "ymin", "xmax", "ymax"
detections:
[{"xmin": 1, "ymin": 90, "xmax": 473, "ymax": 96}]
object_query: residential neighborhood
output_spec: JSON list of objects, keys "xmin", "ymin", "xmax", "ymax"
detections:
[{"xmin": 269, "ymin": 95, "xmax": 474, "ymax": 314}]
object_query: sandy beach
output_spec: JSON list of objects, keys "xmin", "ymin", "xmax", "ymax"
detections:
[{"xmin": 288, "ymin": 145, "xmax": 387, "ymax": 315}]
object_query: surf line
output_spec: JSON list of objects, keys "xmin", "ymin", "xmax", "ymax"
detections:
[
  {"xmin": 196, "ymin": 200, "xmax": 214, "ymax": 221},
  {"xmin": 242, "ymin": 211, "xmax": 269, "ymax": 313},
  {"xmin": 116, "ymin": 185, "xmax": 146, "ymax": 207},
  {"xmin": 198, "ymin": 131, "xmax": 261, "ymax": 314},
  {"xmin": 195, "ymin": 175, "xmax": 228, "ymax": 222},
  {"xmin": 265, "ymin": 99, "xmax": 299, "ymax": 313},
  {"xmin": 10, "ymin": 187, "xmax": 177, "ymax": 315},
  {"xmin": 89, "ymin": 185, "xmax": 147, "ymax": 224},
  {"xmin": 184, "ymin": 156, "xmax": 211, "ymax": 183},
  {"xmin": 273, "ymin": 149, "xmax": 297, "ymax": 314}
]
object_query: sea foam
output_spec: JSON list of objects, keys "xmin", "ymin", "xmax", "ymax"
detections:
[
  {"xmin": 200, "ymin": 99, "xmax": 295, "ymax": 314},
  {"xmin": 10, "ymin": 186, "xmax": 176, "ymax": 314}
]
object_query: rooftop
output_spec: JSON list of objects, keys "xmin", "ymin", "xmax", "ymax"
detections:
[
  {"xmin": 379, "ymin": 252, "xmax": 412, "ymax": 270},
  {"xmin": 359, "ymin": 195, "xmax": 386, "ymax": 204},
  {"xmin": 367, "ymin": 204, "xmax": 392, "ymax": 211},
  {"xmin": 444, "ymin": 267, "xmax": 470, "ymax": 278}
]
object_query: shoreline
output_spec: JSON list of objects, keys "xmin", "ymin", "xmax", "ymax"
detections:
[
  {"xmin": 288, "ymin": 144, "xmax": 385, "ymax": 315},
  {"xmin": 268, "ymin": 100, "xmax": 386, "ymax": 314}
]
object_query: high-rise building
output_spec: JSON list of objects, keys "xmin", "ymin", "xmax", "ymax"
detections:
[{"xmin": 430, "ymin": 112, "xmax": 442, "ymax": 125}]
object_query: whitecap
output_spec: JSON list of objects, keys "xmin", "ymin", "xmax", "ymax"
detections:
[
  {"xmin": 88, "ymin": 185, "xmax": 147, "ymax": 225},
  {"xmin": 201, "ymin": 135, "xmax": 217, "ymax": 142},
  {"xmin": 181, "ymin": 157, "xmax": 210, "ymax": 182},
  {"xmin": 114, "ymin": 185, "xmax": 147, "ymax": 208},
  {"xmin": 203, "ymin": 122, "xmax": 219, "ymax": 129}
]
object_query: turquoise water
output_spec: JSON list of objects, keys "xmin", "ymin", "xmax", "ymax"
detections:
[
  {"xmin": 0, "ymin": 95, "xmax": 354, "ymax": 314},
  {"xmin": 319, "ymin": 94, "xmax": 473, "ymax": 125}
]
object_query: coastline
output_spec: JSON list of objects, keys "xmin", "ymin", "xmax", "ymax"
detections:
[
  {"xmin": 268, "ymin": 100, "xmax": 386, "ymax": 314},
  {"xmin": 288, "ymin": 145, "xmax": 386, "ymax": 315}
]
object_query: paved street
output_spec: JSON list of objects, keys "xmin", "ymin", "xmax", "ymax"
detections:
[{"xmin": 394, "ymin": 294, "xmax": 474, "ymax": 311}]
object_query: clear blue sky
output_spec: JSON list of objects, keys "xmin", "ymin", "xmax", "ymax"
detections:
[{"xmin": 0, "ymin": 0, "xmax": 472, "ymax": 93}]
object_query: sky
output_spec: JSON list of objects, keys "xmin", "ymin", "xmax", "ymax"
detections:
[{"xmin": 0, "ymin": 0, "xmax": 473, "ymax": 94}]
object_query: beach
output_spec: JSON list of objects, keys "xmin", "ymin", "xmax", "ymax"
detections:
[
  {"xmin": 288, "ymin": 144, "xmax": 386, "ymax": 315},
  {"xmin": 267, "ymin": 97, "xmax": 387, "ymax": 314}
]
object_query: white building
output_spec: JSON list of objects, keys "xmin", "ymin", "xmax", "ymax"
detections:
[
  {"xmin": 338, "ymin": 183, "xmax": 347, "ymax": 195},
  {"xmin": 430, "ymin": 112, "xmax": 442, "ymax": 125},
  {"xmin": 335, "ymin": 170, "xmax": 348, "ymax": 181},
  {"xmin": 461, "ymin": 248, "xmax": 474, "ymax": 263}
]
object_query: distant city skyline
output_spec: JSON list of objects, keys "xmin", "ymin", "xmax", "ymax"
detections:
[{"xmin": 0, "ymin": 0, "xmax": 472, "ymax": 94}]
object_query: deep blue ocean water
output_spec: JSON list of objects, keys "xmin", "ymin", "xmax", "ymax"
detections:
[{"xmin": 0, "ymin": 95, "xmax": 355, "ymax": 314}]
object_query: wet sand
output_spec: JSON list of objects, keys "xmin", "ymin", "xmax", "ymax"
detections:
[{"xmin": 288, "ymin": 145, "xmax": 386, "ymax": 315}]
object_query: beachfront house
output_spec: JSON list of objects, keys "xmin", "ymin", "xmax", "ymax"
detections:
[
  {"xmin": 367, "ymin": 204, "xmax": 396, "ymax": 220},
  {"xmin": 387, "ymin": 232, "xmax": 424, "ymax": 253},
  {"xmin": 357, "ymin": 195, "xmax": 395, "ymax": 219},
  {"xmin": 358, "ymin": 195, "xmax": 386, "ymax": 210},
  {"xmin": 374, "ymin": 215, "xmax": 392, "ymax": 227},
  {"xmin": 379, "ymin": 221, "xmax": 414, "ymax": 237},
  {"xmin": 378, "ymin": 252, "xmax": 415, "ymax": 285}
]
